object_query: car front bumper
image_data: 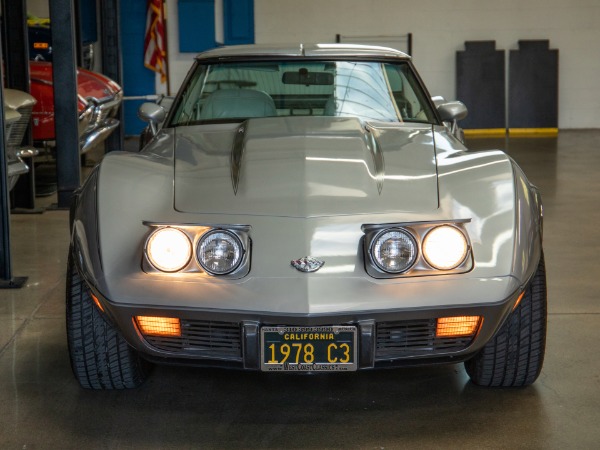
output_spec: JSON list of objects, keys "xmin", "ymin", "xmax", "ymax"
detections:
[
  {"xmin": 92, "ymin": 287, "xmax": 521, "ymax": 371},
  {"xmin": 7, "ymin": 157, "xmax": 30, "ymax": 190}
]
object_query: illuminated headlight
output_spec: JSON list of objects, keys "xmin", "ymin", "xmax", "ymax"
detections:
[
  {"xmin": 197, "ymin": 230, "xmax": 243, "ymax": 275},
  {"xmin": 145, "ymin": 227, "xmax": 192, "ymax": 272},
  {"xmin": 371, "ymin": 229, "xmax": 417, "ymax": 273},
  {"xmin": 423, "ymin": 225, "xmax": 468, "ymax": 270}
]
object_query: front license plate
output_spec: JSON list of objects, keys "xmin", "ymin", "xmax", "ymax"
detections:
[{"xmin": 261, "ymin": 326, "xmax": 357, "ymax": 372}]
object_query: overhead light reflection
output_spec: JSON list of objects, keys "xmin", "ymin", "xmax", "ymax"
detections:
[
  {"xmin": 306, "ymin": 156, "xmax": 377, "ymax": 180},
  {"xmin": 317, "ymin": 264, "xmax": 356, "ymax": 274},
  {"xmin": 475, "ymin": 229, "xmax": 513, "ymax": 268},
  {"xmin": 306, "ymin": 157, "xmax": 435, "ymax": 181},
  {"xmin": 438, "ymin": 160, "xmax": 506, "ymax": 177}
]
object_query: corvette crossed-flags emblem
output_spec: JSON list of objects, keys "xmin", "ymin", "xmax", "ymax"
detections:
[{"xmin": 290, "ymin": 256, "xmax": 325, "ymax": 273}]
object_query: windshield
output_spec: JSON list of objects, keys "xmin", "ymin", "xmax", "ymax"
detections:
[{"xmin": 169, "ymin": 60, "xmax": 436, "ymax": 126}]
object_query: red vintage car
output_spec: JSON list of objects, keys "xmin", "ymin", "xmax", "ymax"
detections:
[{"xmin": 29, "ymin": 61, "xmax": 123, "ymax": 153}]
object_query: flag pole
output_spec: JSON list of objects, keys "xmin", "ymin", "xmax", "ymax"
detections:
[
  {"xmin": 144, "ymin": 0, "xmax": 169, "ymax": 95},
  {"xmin": 162, "ymin": 0, "xmax": 171, "ymax": 96}
]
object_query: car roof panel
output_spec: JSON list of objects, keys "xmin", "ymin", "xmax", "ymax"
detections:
[{"xmin": 195, "ymin": 43, "xmax": 410, "ymax": 61}]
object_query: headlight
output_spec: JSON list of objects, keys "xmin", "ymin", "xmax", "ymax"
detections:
[
  {"xmin": 197, "ymin": 230, "xmax": 243, "ymax": 275},
  {"xmin": 422, "ymin": 225, "xmax": 468, "ymax": 270},
  {"xmin": 146, "ymin": 228, "xmax": 192, "ymax": 272},
  {"xmin": 371, "ymin": 228, "xmax": 417, "ymax": 273}
]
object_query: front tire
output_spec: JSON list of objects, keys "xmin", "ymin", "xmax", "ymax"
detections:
[
  {"xmin": 66, "ymin": 249, "xmax": 151, "ymax": 389},
  {"xmin": 465, "ymin": 252, "xmax": 547, "ymax": 387}
]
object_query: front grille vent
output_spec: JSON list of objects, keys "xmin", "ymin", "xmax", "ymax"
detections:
[
  {"xmin": 143, "ymin": 319, "xmax": 242, "ymax": 360},
  {"xmin": 8, "ymin": 105, "xmax": 33, "ymax": 147},
  {"xmin": 375, "ymin": 319, "xmax": 475, "ymax": 360}
]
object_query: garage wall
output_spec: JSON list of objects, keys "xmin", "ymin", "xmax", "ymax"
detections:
[
  {"xmin": 251, "ymin": 0, "xmax": 600, "ymax": 129},
  {"xmin": 26, "ymin": 0, "xmax": 600, "ymax": 129}
]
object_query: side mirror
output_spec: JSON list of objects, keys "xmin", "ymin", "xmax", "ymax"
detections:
[
  {"xmin": 138, "ymin": 102, "xmax": 166, "ymax": 136},
  {"xmin": 431, "ymin": 96, "xmax": 446, "ymax": 108},
  {"xmin": 437, "ymin": 101, "xmax": 468, "ymax": 122}
]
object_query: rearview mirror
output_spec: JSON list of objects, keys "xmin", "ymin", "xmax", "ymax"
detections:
[{"xmin": 282, "ymin": 70, "xmax": 334, "ymax": 86}]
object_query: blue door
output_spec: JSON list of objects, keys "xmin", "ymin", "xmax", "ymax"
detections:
[
  {"xmin": 119, "ymin": 0, "xmax": 255, "ymax": 135},
  {"xmin": 120, "ymin": 0, "xmax": 155, "ymax": 136}
]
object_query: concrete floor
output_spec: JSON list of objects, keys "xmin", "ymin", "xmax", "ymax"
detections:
[{"xmin": 1, "ymin": 131, "xmax": 599, "ymax": 449}]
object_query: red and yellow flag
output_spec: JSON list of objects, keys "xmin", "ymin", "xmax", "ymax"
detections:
[{"xmin": 144, "ymin": 0, "xmax": 167, "ymax": 83}]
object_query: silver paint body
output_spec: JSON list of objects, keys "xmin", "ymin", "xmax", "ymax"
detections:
[{"xmin": 71, "ymin": 44, "xmax": 542, "ymax": 345}]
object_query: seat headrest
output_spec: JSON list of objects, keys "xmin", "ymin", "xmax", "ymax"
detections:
[{"xmin": 200, "ymin": 89, "xmax": 277, "ymax": 120}]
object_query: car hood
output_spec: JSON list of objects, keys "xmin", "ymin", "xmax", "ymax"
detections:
[
  {"xmin": 29, "ymin": 61, "xmax": 121, "ymax": 102},
  {"xmin": 174, "ymin": 117, "xmax": 438, "ymax": 217}
]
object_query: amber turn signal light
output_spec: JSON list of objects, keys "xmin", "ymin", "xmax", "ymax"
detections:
[
  {"xmin": 436, "ymin": 316, "xmax": 482, "ymax": 337},
  {"xmin": 512, "ymin": 291, "xmax": 526, "ymax": 310},
  {"xmin": 91, "ymin": 293, "xmax": 104, "ymax": 312},
  {"xmin": 136, "ymin": 316, "xmax": 182, "ymax": 337}
]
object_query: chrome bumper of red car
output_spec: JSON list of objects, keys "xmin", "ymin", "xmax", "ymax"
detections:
[{"xmin": 79, "ymin": 118, "xmax": 119, "ymax": 154}]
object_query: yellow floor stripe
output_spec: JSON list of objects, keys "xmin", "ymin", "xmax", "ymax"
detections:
[
  {"xmin": 509, "ymin": 128, "xmax": 559, "ymax": 137},
  {"xmin": 463, "ymin": 129, "xmax": 507, "ymax": 138},
  {"xmin": 463, "ymin": 128, "xmax": 559, "ymax": 138}
]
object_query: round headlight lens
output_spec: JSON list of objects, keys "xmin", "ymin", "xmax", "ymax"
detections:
[
  {"xmin": 197, "ymin": 230, "xmax": 243, "ymax": 275},
  {"xmin": 146, "ymin": 228, "xmax": 192, "ymax": 272},
  {"xmin": 423, "ymin": 225, "xmax": 468, "ymax": 270},
  {"xmin": 371, "ymin": 229, "xmax": 417, "ymax": 273}
]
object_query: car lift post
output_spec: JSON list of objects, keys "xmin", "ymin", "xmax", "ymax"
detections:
[
  {"xmin": 101, "ymin": 0, "xmax": 125, "ymax": 153},
  {"xmin": 50, "ymin": 0, "xmax": 82, "ymax": 209},
  {"xmin": 0, "ymin": 30, "xmax": 27, "ymax": 289}
]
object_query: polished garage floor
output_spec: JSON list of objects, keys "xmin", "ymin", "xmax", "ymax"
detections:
[{"xmin": 1, "ymin": 131, "xmax": 599, "ymax": 449}]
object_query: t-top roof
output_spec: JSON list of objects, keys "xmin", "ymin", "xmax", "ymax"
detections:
[{"xmin": 195, "ymin": 43, "xmax": 410, "ymax": 61}]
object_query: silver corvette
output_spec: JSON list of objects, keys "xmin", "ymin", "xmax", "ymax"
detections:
[{"xmin": 67, "ymin": 44, "xmax": 546, "ymax": 389}]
